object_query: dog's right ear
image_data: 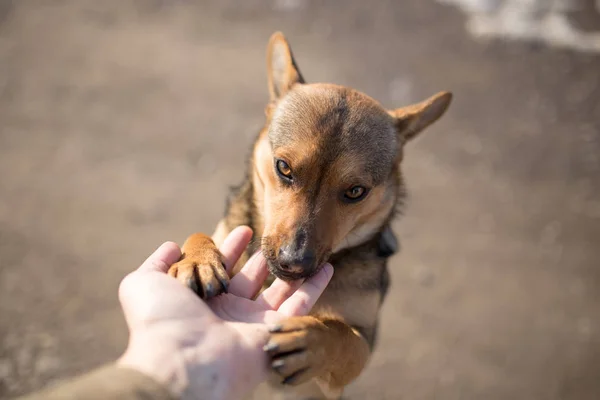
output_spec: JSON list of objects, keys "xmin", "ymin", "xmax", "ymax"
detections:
[
  {"xmin": 267, "ymin": 32, "xmax": 305, "ymax": 102},
  {"xmin": 389, "ymin": 91, "xmax": 452, "ymax": 143}
]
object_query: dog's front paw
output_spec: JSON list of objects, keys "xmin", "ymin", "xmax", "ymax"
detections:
[
  {"xmin": 167, "ymin": 245, "xmax": 229, "ymax": 300},
  {"xmin": 263, "ymin": 316, "xmax": 329, "ymax": 386}
]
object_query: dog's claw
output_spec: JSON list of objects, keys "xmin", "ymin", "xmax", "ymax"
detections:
[
  {"xmin": 263, "ymin": 342, "xmax": 279, "ymax": 353},
  {"xmin": 272, "ymin": 359, "xmax": 285, "ymax": 369},
  {"xmin": 204, "ymin": 283, "xmax": 216, "ymax": 298},
  {"xmin": 266, "ymin": 316, "xmax": 326, "ymax": 386},
  {"xmin": 186, "ymin": 277, "xmax": 199, "ymax": 295},
  {"xmin": 281, "ymin": 368, "xmax": 310, "ymax": 385},
  {"xmin": 219, "ymin": 278, "xmax": 229, "ymax": 294}
]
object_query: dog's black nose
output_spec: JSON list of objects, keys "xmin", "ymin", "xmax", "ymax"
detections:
[{"xmin": 277, "ymin": 245, "xmax": 316, "ymax": 274}]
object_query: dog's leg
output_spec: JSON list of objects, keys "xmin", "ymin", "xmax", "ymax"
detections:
[
  {"xmin": 264, "ymin": 314, "xmax": 370, "ymax": 399},
  {"xmin": 167, "ymin": 219, "xmax": 232, "ymax": 299}
]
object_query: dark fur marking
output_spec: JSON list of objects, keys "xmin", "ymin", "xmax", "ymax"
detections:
[
  {"xmin": 377, "ymin": 225, "xmax": 399, "ymax": 258},
  {"xmin": 224, "ymin": 131, "xmax": 261, "ymax": 254},
  {"xmin": 353, "ymin": 325, "xmax": 377, "ymax": 351}
]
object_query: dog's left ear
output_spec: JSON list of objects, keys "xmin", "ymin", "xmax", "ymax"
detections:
[
  {"xmin": 389, "ymin": 91, "xmax": 452, "ymax": 142},
  {"xmin": 266, "ymin": 31, "xmax": 305, "ymax": 102}
]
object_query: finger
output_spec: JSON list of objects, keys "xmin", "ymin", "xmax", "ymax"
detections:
[
  {"xmin": 138, "ymin": 241, "xmax": 182, "ymax": 273},
  {"xmin": 277, "ymin": 264, "xmax": 334, "ymax": 317},
  {"xmin": 254, "ymin": 277, "xmax": 304, "ymax": 310},
  {"xmin": 119, "ymin": 269, "xmax": 215, "ymax": 330},
  {"xmin": 219, "ymin": 226, "xmax": 253, "ymax": 274},
  {"xmin": 227, "ymin": 251, "xmax": 270, "ymax": 298}
]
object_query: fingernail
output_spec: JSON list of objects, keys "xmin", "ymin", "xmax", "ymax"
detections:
[
  {"xmin": 268, "ymin": 324, "xmax": 283, "ymax": 333},
  {"xmin": 272, "ymin": 359, "xmax": 285, "ymax": 369},
  {"xmin": 323, "ymin": 263, "xmax": 334, "ymax": 279}
]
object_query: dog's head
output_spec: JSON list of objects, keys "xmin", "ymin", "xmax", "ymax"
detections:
[{"xmin": 254, "ymin": 32, "xmax": 452, "ymax": 280}]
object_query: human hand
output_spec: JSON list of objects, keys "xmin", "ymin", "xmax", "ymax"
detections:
[{"xmin": 117, "ymin": 226, "xmax": 333, "ymax": 400}]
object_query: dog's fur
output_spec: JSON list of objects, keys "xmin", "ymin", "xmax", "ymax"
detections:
[{"xmin": 167, "ymin": 32, "xmax": 452, "ymax": 399}]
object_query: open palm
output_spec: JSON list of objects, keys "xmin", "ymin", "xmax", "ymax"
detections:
[{"xmin": 118, "ymin": 226, "xmax": 333, "ymax": 400}]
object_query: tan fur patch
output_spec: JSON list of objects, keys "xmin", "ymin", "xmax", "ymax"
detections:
[{"xmin": 177, "ymin": 31, "xmax": 452, "ymax": 400}]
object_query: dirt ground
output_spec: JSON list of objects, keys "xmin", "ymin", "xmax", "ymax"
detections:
[{"xmin": 1, "ymin": 1, "xmax": 599, "ymax": 399}]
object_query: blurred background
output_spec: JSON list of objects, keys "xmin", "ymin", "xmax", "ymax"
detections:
[{"xmin": 1, "ymin": 0, "xmax": 599, "ymax": 399}]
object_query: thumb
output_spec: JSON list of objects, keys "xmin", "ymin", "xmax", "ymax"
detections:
[
  {"xmin": 118, "ymin": 241, "xmax": 182, "ymax": 330},
  {"xmin": 119, "ymin": 270, "xmax": 217, "ymax": 331},
  {"xmin": 138, "ymin": 241, "xmax": 182, "ymax": 273}
]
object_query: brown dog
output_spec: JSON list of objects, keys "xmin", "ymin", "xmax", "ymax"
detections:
[{"xmin": 167, "ymin": 32, "xmax": 452, "ymax": 399}]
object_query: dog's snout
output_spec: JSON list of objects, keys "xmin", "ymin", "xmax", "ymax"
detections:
[
  {"xmin": 278, "ymin": 243, "xmax": 316, "ymax": 273},
  {"xmin": 294, "ymin": 229, "xmax": 307, "ymax": 249}
]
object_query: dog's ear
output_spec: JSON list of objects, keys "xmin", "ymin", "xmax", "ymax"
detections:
[
  {"xmin": 389, "ymin": 91, "xmax": 452, "ymax": 142},
  {"xmin": 267, "ymin": 31, "xmax": 305, "ymax": 102}
]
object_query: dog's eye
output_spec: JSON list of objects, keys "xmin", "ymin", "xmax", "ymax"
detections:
[
  {"xmin": 343, "ymin": 186, "xmax": 368, "ymax": 202},
  {"xmin": 276, "ymin": 159, "xmax": 293, "ymax": 180}
]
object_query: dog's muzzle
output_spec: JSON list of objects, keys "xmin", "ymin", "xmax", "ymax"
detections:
[{"xmin": 266, "ymin": 246, "xmax": 318, "ymax": 281}]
